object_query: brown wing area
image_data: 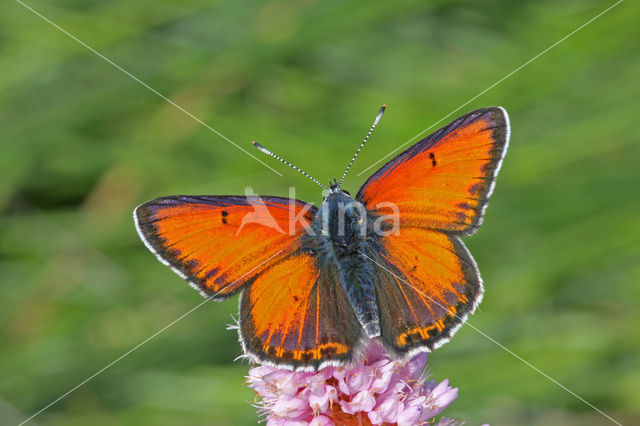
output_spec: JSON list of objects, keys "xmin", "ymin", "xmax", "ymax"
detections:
[
  {"xmin": 134, "ymin": 195, "xmax": 316, "ymax": 300},
  {"xmin": 240, "ymin": 251, "xmax": 362, "ymax": 370},
  {"xmin": 368, "ymin": 228, "xmax": 482, "ymax": 357},
  {"xmin": 357, "ymin": 107, "xmax": 509, "ymax": 235}
]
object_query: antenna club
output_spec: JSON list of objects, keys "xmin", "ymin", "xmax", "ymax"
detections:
[{"xmin": 252, "ymin": 141, "xmax": 270, "ymax": 155}]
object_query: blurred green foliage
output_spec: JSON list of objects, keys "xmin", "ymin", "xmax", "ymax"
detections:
[{"xmin": 1, "ymin": 0, "xmax": 639, "ymax": 424}]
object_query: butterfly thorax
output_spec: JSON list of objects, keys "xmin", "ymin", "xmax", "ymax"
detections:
[{"xmin": 303, "ymin": 190, "xmax": 381, "ymax": 338}]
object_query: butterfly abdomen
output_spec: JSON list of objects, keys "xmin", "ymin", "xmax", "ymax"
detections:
[{"xmin": 339, "ymin": 253, "xmax": 380, "ymax": 337}]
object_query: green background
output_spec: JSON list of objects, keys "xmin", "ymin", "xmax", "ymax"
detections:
[{"xmin": 1, "ymin": 0, "xmax": 638, "ymax": 425}]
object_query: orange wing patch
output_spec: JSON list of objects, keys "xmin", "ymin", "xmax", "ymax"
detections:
[
  {"xmin": 240, "ymin": 251, "xmax": 362, "ymax": 369},
  {"xmin": 357, "ymin": 107, "xmax": 509, "ymax": 235},
  {"xmin": 135, "ymin": 196, "xmax": 315, "ymax": 299},
  {"xmin": 370, "ymin": 228, "xmax": 482, "ymax": 356}
]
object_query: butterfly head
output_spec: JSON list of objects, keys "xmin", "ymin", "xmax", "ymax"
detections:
[
  {"xmin": 326, "ymin": 178, "xmax": 351, "ymax": 195},
  {"xmin": 325, "ymin": 177, "xmax": 351, "ymax": 198}
]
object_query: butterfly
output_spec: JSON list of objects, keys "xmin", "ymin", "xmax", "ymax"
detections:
[{"xmin": 134, "ymin": 106, "xmax": 510, "ymax": 370}]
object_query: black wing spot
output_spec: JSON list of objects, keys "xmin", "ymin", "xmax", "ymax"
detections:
[
  {"xmin": 221, "ymin": 210, "xmax": 229, "ymax": 217},
  {"xmin": 222, "ymin": 217, "xmax": 228, "ymax": 224},
  {"xmin": 429, "ymin": 152, "xmax": 437, "ymax": 167}
]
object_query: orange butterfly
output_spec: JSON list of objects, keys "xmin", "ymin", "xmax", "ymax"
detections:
[{"xmin": 134, "ymin": 106, "xmax": 510, "ymax": 370}]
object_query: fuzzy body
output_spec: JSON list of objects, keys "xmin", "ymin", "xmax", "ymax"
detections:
[{"xmin": 303, "ymin": 190, "xmax": 381, "ymax": 338}]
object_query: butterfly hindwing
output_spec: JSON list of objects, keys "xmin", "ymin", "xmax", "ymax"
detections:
[
  {"xmin": 357, "ymin": 107, "xmax": 509, "ymax": 234},
  {"xmin": 134, "ymin": 195, "xmax": 316, "ymax": 300},
  {"xmin": 239, "ymin": 250, "xmax": 362, "ymax": 369},
  {"xmin": 367, "ymin": 228, "xmax": 482, "ymax": 356}
]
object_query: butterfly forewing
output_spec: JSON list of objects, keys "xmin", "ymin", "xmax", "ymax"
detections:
[
  {"xmin": 357, "ymin": 107, "xmax": 509, "ymax": 235},
  {"xmin": 134, "ymin": 195, "xmax": 316, "ymax": 300}
]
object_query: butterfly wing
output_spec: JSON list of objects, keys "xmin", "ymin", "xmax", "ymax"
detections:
[
  {"xmin": 357, "ymin": 107, "xmax": 509, "ymax": 355},
  {"xmin": 134, "ymin": 195, "xmax": 316, "ymax": 300},
  {"xmin": 357, "ymin": 107, "xmax": 509, "ymax": 235},
  {"xmin": 366, "ymin": 228, "xmax": 481, "ymax": 357},
  {"xmin": 239, "ymin": 250, "xmax": 362, "ymax": 369}
]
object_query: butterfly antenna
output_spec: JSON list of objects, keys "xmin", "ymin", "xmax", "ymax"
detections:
[
  {"xmin": 337, "ymin": 104, "xmax": 386, "ymax": 189},
  {"xmin": 252, "ymin": 141, "xmax": 329, "ymax": 191}
]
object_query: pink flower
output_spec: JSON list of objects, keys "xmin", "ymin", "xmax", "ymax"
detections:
[{"xmin": 245, "ymin": 342, "xmax": 462, "ymax": 425}]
